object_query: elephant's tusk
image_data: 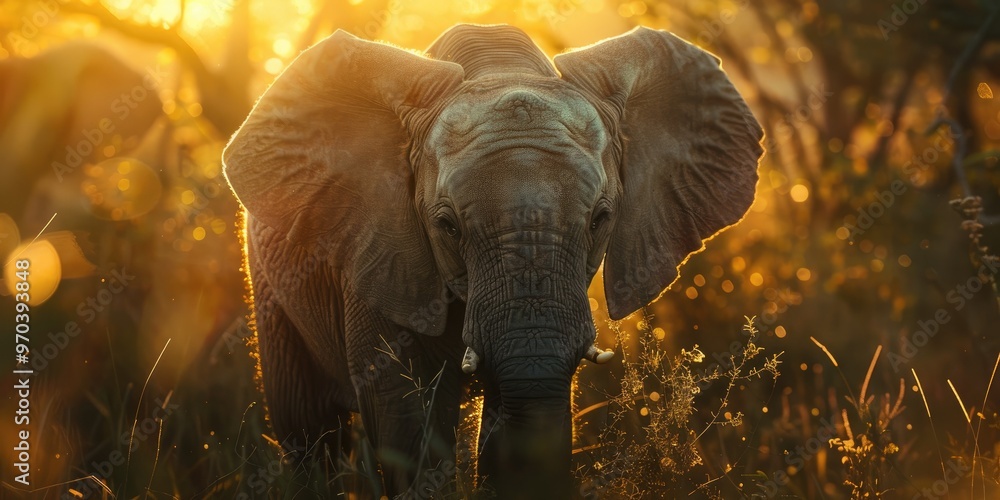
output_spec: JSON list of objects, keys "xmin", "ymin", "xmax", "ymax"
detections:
[
  {"xmin": 585, "ymin": 345, "xmax": 615, "ymax": 364},
  {"xmin": 461, "ymin": 347, "xmax": 479, "ymax": 374}
]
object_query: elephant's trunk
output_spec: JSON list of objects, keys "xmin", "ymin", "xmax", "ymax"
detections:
[
  {"xmin": 464, "ymin": 292, "xmax": 594, "ymax": 499},
  {"xmin": 460, "ymin": 229, "xmax": 597, "ymax": 497},
  {"xmin": 478, "ymin": 365, "xmax": 574, "ymax": 499}
]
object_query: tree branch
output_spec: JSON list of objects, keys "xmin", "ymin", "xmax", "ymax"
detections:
[
  {"xmin": 63, "ymin": 1, "xmax": 210, "ymax": 81},
  {"xmin": 927, "ymin": 3, "xmax": 1000, "ymax": 199},
  {"xmin": 62, "ymin": 0, "xmax": 254, "ymax": 133},
  {"xmin": 941, "ymin": 3, "xmax": 1000, "ymax": 106}
]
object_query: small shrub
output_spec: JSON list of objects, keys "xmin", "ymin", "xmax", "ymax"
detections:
[{"xmin": 576, "ymin": 312, "xmax": 782, "ymax": 498}]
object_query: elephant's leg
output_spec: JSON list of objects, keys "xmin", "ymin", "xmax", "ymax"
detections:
[
  {"xmin": 252, "ymin": 268, "xmax": 353, "ymax": 463},
  {"xmin": 346, "ymin": 299, "xmax": 465, "ymax": 497}
]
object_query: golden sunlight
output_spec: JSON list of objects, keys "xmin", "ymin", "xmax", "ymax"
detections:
[
  {"xmin": 3, "ymin": 0, "xmax": 999, "ymax": 498},
  {"xmin": 4, "ymin": 240, "xmax": 62, "ymax": 306}
]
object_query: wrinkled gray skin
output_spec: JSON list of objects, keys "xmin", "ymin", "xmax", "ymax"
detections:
[{"xmin": 223, "ymin": 24, "xmax": 763, "ymax": 499}]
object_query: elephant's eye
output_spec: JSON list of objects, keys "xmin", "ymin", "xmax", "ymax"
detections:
[
  {"xmin": 435, "ymin": 214, "xmax": 461, "ymax": 239},
  {"xmin": 590, "ymin": 207, "xmax": 612, "ymax": 232}
]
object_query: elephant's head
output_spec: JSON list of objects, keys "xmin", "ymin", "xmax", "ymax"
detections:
[{"xmin": 223, "ymin": 24, "xmax": 762, "ymax": 497}]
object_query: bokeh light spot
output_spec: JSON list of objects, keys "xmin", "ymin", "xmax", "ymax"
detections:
[
  {"xmin": 273, "ymin": 38, "xmax": 294, "ymax": 57},
  {"xmin": 796, "ymin": 267, "xmax": 811, "ymax": 281},
  {"xmin": 790, "ymin": 184, "xmax": 810, "ymax": 202},
  {"xmin": 732, "ymin": 256, "xmax": 746, "ymax": 273},
  {"xmin": 4, "ymin": 240, "xmax": 61, "ymax": 306},
  {"xmin": 265, "ymin": 57, "xmax": 284, "ymax": 74},
  {"xmin": 83, "ymin": 158, "xmax": 162, "ymax": 220}
]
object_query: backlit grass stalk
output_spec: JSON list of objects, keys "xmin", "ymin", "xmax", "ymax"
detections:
[
  {"xmin": 912, "ymin": 369, "xmax": 948, "ymax": 491},
  {"xmin": 970, "ymin": 353, "xmax": 1000, "ymax": 499},
  {"xmin": 821, "ymin": 343, "xmax": 904, "ymax": 498}
]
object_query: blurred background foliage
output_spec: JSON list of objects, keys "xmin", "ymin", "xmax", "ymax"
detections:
[{"xmin": 1, "ymin": 0, "xmax": 1000, "ymax": 498}]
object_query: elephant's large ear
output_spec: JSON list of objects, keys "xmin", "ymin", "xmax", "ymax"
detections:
[
  {"xmin": 555, "ymin": 27, "xmax": 764, "ymax": 320},
  {"xmin": 223, "ymin": 30, "xmax": 464, "ymax": 335}
]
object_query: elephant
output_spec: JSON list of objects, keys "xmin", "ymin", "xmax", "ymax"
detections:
[
  {"xmin": 222, "ymin": 23, "xmax": 763, "ymax": 498},
  {"xmin": 0, "ymin": 43, "xmax": 162, "ymax": 227}
]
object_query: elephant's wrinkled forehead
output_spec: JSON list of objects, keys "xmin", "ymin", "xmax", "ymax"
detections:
[
  {"xmin": 424, "ymin": 79, "xmax": 609, "ymax": 225},
  {"xmin": 426, "ymin": 79, "xmax": 607, "ymax": 161}
]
